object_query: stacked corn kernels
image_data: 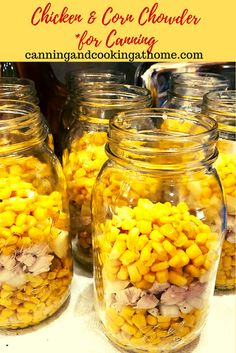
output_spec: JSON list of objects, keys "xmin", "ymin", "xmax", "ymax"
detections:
[
  {"xmin": 214, "ymin": 142, "xmax": 236, "ymax": 289},
  {"xmin": 0, "ymin": 156, "xmax": 72, "ymax": 328},
  {"xmin": 95, "ymin": 199, "xmax": 220, "ymax": 351},
  {"xmin": 63, "ymin": 131, "xmax": 108, "ymax": 263}
]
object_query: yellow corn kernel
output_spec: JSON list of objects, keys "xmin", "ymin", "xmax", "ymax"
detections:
[
  {"xmin": 184, "ymin": 314, "xmax": 196, "ymax": 327},
  {"xmin": 0, "ymin": 187, "xmax": 12, "ymax": 199},
  {"xmin": 0, "ymin": 227, "xmax": 12, "ymax": 238},
  {"xmin": 186, "ymin": 264, "xmax": 200, "ymax": 277},
  {"xmin": 156, "ymin": 270, "xmax": 169, "ymax": 283},
  {"xmin": 140, "ymin": 244, "xmax": 152, "ymax": 262},
  {"xmin": 135, "ymin": 280, "xmax": 152, "ymax": 289},
  {"xmin": 117, "ymin": 266, "xmax": 129, "ymax": 281},
  {"xmin": 177, "ymin": 326, "xmax": 190, "ymax": 337},
  {"xmin": 15, "ymin": 213, "xmax": 27, "ymax": 227},
  {"xmin": 120, "ymin": 306, "xmax": 135, "ymax": 319},
  {"xmin": 133, "ymin": 331, "xmax": 143, "ymax": 339},
  {"xmin": 150, "ymin": 229, "xmax": 164, "ymax": 242},
  {"xmin": 174, "ymin": 233, "xmax": 189, "ymax": 247},
  {"xmin": 121, "ymin": 219, "xmax": 136, "ymax": 231},
  {"xmin": 116, "ymin": 206, "xmax": 134, "ymax": 220},
  {"xmin": 136, "ymin": 220, "xmax": 152, "ymax": 235},
  {"xmin": 132, "ymin": 314, "xmax": 146, "ymax": 328},
  {"xmin": 121, "ymin": 323, "xmax": 137, "ymax": 336},
  {"xmin": 223, "ymin": 256, "xmax": 232, "ymax": 269},
  {"xmin": 136, "ymin": 235, "xmax": 149, "ymax": 251},
  {"xmin": 127, "ymin": 228, "xmax": 139, "ymax": 251},
  {"xmin": 107, "ymin": 311, "xmax": 125, "ymax": 327},
  {"xmin": 204, "ymin": 259, "xmax": 211, "ymax": 270},
  {"xmin": 0, "ymin": 211, "xmax": 16, "ymax": 227},
  {"xmin": 28, "ymin": 227, "xmax": 43, "ymax": 240},
  {"xmin": 120, "ymin": 250, "xmax": 139, "ymax": 266},
  {"xmin": 5, "ymin": 235, "xmax": 18, "ymax": 246},
  {"xmin": 127, "ymin": 264, "xmax": 142, "ymax": 282},
  {"xmin": 11, "ymin": 225, "xmax": 25, "ymax": 235},
  {"xmin": 156, "ymin": 329, "xmax": 168, "ymax": 337},
  {"xmin": 0, "ymin": 308, "xmax": 14, "ymax": 319},
  {"xmin": 146, "ymin": 315, "xmax": 158, "ymax": 326},
  {"xmin": 169, "ymin": 270, "xmax": 187, "ymax": 286},
  {"xmin": 136, "ymin": 260, "xmax": 149, "ymax": 275},
  {"xmin": 143, "ymin": 273, "xmax": 156, "ymax": 283},
  {"xmin": 192, "ymin": 254, "xmax": 205, "ymax": 267},
  {"xmin": 109, "ymin": 240, "xmax": 127, "ymax": 260},
  {"xmin": 168, "ymin": 254, "xmax": 181, "ymax": 268},
  {"xmin": 195, "ymin": 233, "xmax": 208, "ymax": 244},
  {"xmin": 151, "ymin": 261, "xmax": 169, "ymax": 272},
  {"xmin": 33, "ymin": 207, "xmax": 47, "ymax": 221},
  {"xmin": 26, "ymin": 215, "xmax": 37, "ymax": 228},
  {"xmin": 151, "ymin": 241, "xmax": 168, "ymax": 261},
  {"xmin": 160, "ymin": 224, "xmax": 177, "ymax": 241},
  {"xmin": 158, "ymin": 322, "xmax": 170, "ymax": 329},
  {"xmin": 21, "ymin": 237, "xmax": 32, "ymax": 246},
  {"xmin": 186, "ymin": 243, "xmax": 202, "ymax": 259},
  {"xmin": 162, "ymin": 240, "xmax": 177, "ymax": 256},
  {"xmin": 2, "ymin": 246, "xmax": 15, "ymax": 255}
]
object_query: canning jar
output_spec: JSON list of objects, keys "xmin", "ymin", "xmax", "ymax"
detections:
[
  {"xmin": 202, "ymin": 90, "xmax": 236, "ymax": 290},
  {"xmin": 92, "ymin": 108, "xmax": 225, "ymax": 353},
  {"xmin": 0, "ymin": 100, "xmax": 72, "ymax": 329},
  {"xmin": 162, "ymin": 72, "xmax": 229, "ymax": 112},
  {"xmin": 0, "ymin": 77, "xmax": 54, "ymax": 151},
  {"xmin": 0, "ymin": 77, "xmax": 38, "ymax": 103},
  {"xmin": 62, "ymin": 84, "xmax": 152, "ymax": 269}
]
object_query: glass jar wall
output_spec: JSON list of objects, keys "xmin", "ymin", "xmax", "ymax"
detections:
[
  {"xmin": 0, "ymin": 77, "xmax": 38, "ymax": 104},
  {"xmin": 92, "ymin": 108, "xmax": 225, "ymax": 353},
  {"xmin": 60, "ymin": 70, "xmax": 126, "ymax": 149},
  {"xmin": 202, "ymin": 90, "xmax": 236, "ymax": 290},
  {"xmin": 162, "ymin": 72, "xmax": 229, "ymax": 112},
  {"xmin": 0, "ymin": 77, "xmax": 54, "ymax": 151},
  {"xmin": 62, "ymin": 84, "xmax": 152, "ymax": 269},
  {"xmin": 0, "ymin": 100, "xmax": 72, "ymax": 329}
]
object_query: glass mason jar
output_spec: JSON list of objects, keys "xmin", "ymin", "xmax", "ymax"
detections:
[
  {"xmin": 0, "ymin": 77, "xmax": 54, "ymax": 151},
  {"xmin": 62, "ymin": 84, "xmax": 152, "ymax": 269},
  {"xmin": 0, "ymin": 100, "xmax": 72, "ymax": 329},
  {"xmin": 0, "ymin": 77, "xmax": 38, "ymax": 103},
  {"xmin": 60, "ymin": 70, "xmax": 127, "ymax": 142},
  {"xmin": 92, "ymin": 108, "xmax": 225, "ymax": 353},
  {"xmin": 202, "ymin": 90, "xmax": 236, "ymax": 290},
  {"xmin": 162, "ymin": 72, "xmax": 229, "ymax": 112}
]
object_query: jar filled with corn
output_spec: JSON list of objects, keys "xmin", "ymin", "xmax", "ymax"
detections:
[
  {"xmin": 62, "ymin": 84, "xmax": 152, "ymax": 269},
  {"xmin": 162, "ymin": 72, "xmax": 229, "ymax": 111},
  {"xmin": 0, "ymin": 77, "xmax": 54, "ymax": 151},
  {"xmin": 0, "ymin": 100, "xmax": 72, "ymax": 329},
  {"xmin": 202, "ymin": 90, "xmax": 236, "ymax": 290},
  {"xmin": 92, "ymin": 108, "xmax": 225, "ymax": 353}
]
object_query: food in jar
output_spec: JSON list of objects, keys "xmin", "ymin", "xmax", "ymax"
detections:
[
  {"xmin": 95, "ymin": 199, "xmax": 219, "ymax": 351},
  {"xmin": 0, "ymin": 156, "xmax": 72, "ymax": 328}
]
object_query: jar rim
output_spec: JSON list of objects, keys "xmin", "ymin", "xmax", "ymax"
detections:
[
  {"xmin": 0, "ymin": 99, "xmax": 46, "ymax": 155},
  {"xmin": 169, "ymin": 72, "xmax": 229, "ymax": 100},
  {"xmin": 202, "ymin": 90, "xmax": 236, "ymax": 137},
  {"xmin": 0, "ymin": 99, "xmax": 40, "ymax": 125},
  {"xmin": 107, "ymin": 108, "xmax": 218, "ymax": 171},
  {"xmin": 0, "ymin": 77, "xmax": 35, "ymax": 87},
  {"xmin": 65, "ymin": 69, "xmax": 126, "ymax": 87},
  {"xmin": 77, "ymin": 84, "xmax": 151, "ymax": 107},
  {"xmin": 203, "ymin": 90, "xmax": 236, "ymax": 114},
  {"xmin": 109, "ymin": 107, "xmax": 218, "ymax": 141}
]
